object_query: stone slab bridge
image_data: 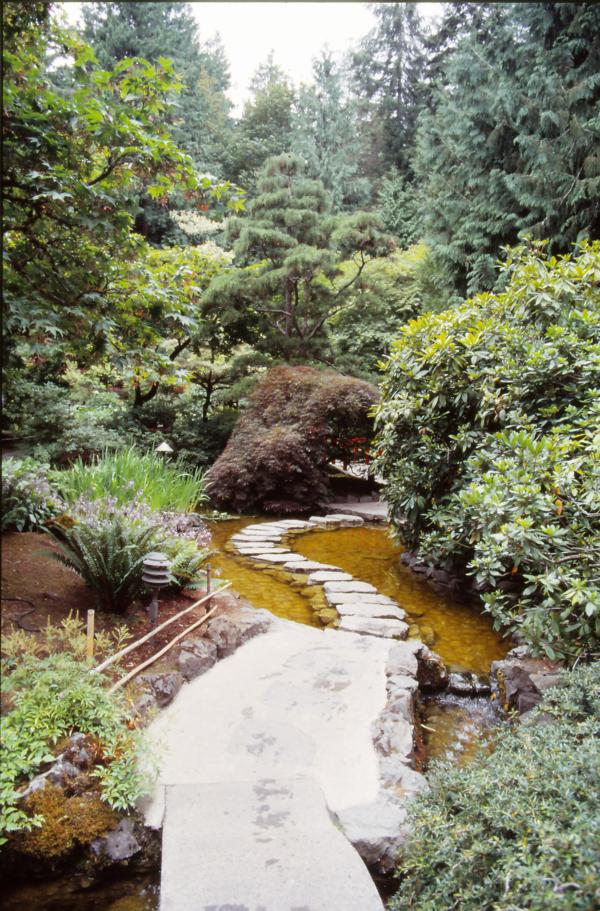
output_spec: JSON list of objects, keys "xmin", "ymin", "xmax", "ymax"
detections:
[{"xmin": 143, "ymin": 514, "xmax": 436, "ymax": 911}]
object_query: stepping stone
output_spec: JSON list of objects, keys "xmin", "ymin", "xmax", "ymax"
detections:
[
  {"xmin": 307, "ymin": 571, "xmax": 354, "ymax": 584},
  {"xmin": 275, "ymin": 520, "xmax": 312, "ymax": 528},
  {"xmin": 308, "ymin": 516, "xmax": 341, "ymax": 527},
  {"xmin": 244, "ymin": 524, "xmax": 289, "ymax": 534},
  {"xmin": 324, "ymin": 592, "xmax": 398, "ymax": 607},
  {"xmin": 337, "ymin": 616, "xmax": 409, "ymax": 640},
  {"xmin": 323, "ymin": 580, "xmax": 377, "ymax": 595},
  {"xmin": 236, "ymin": 546, "xmax": 289, "ymax": 555},
  {"xmin": 254, "ymin": 552, "xmax": 305, "ymax": 564},
  {"xmin": 231, "ymin": 534, "xmax": 283, "ymax": 543},
  {"xmin": 283, "ymin": 561, "xmax": 339, "ymax": 574},
  {"xmin": 236, "ymin": 529, "xmax": 284, "ymax": 538},
  {"xmin": 336, "ymin": 602, "xmax": 406, "ymax": 621},
  {"xmin": 325, "ymin": 513, "xmax": 365, "ymax": 526}
]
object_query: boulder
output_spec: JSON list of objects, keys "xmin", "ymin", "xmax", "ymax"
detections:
[
  {"xmin": 413, "ymin": 644, "xmax": 448, "ymax": 691},
  {"xmin": 386, "ymin": 642, "xmax": 419, "ymax": 678},
  {"xmin": 177, "ymin": 638, "xmax": 218, "ymax": 681},
  {"xmin": 205, "ymin": 608, "xmax": 273, "ymax": 658},
  {"xmin": 139, "ymin": 672, "xmax": 184, "ymax": 708},
  {"xmin": 447, "ymin": 672, "xmax": 491, "ymax": 697},
  {"xmin": 491, "ymin": 649, "xmax": 563, "ymax": 714},
  {"xmin": 91, "ymin": 818, "xmax": 141, "ymax": 864},
  {"xmin": 373, "ymin": 715, "xmax": 414, "ymax": 761}
]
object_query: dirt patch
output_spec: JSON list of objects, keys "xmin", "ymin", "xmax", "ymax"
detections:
[{"xmin": 1, "ymin": 531, "xmax": 237, "ymax": 675}]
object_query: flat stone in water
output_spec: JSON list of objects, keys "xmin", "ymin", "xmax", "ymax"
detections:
[
  {"xmin": 338, "ymin": 616, "xmax": 409, "ymax": 640},
  {"xmin": 307, "ymin": 571, "xmax": 354, "ymax": 584},
  {"xmin": 336, "ymin": 602, "xmax": 406, "ymax": 621},
  {"xmin": 328, "ymin": 592, "xmax": 400, "ymax": 606},
  {"xmin": 236, "ymin": 546, "xmax": 289, "ymax": 555},
  {"xmin": 283, "ymin": 561, "xmax": 339, "ymax": 574},
  {"xmin": 325, "ymin": 513, "xmax": 365, "ymax": 526},
  {"xmin": 275, "ymin": 520, "xmax": 312, "ymax": 528},
  {"xmin": 324, "ymin": 580, "xmax": 377, "ymax": 594},
  {"xmin": 255, "ymin": 552, "xmax": 304, "ymax": 564}
]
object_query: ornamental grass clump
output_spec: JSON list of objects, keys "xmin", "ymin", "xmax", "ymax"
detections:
[{"xmin": 52, "ymin": 446, "xmax": 206, "ymax": 513}]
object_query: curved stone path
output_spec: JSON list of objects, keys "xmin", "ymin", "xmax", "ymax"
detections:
[{"xmin": 144, "ymin": 515, "xmax": 430, "ymax": 910}]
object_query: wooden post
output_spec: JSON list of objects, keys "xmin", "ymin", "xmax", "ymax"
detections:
[
  {"xmin": 206, "ymin": 563, "xmax": 212, "ymax": 594},
  {"xmin": 86, "ymin": 610, "xmax": 95, "ymax": 662}
]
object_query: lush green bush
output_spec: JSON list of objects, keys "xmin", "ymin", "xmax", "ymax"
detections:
[
  {"xmin": 52, "ymin": 447, "xmax": 206, "ymax": 513},
  {"xmin": 2, "ymin": 381, "xmax": 130, "ymax": 464},
  {"xmin": 374, "ymin": 242, "xmax": 600, "ymax": 661},
  {"xmin": 390, "ymin": 664, "xmax": 600, "ymax": 911},
  {"xmin": 207, "ymin": 366, "xmax": 378, "ymax": 513},
  {"xmin": 1, "ymin": 618, "xmax": 148, "ymax": 842},
  {"xmin": 1, "ymin": 457, "xmax": 64, "ymax": 532}
]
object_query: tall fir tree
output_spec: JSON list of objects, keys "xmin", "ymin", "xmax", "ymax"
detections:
[
  {"xmin": 291, "ymin": 50, "xmax": 370, "ymax": 211},
  {"xmin": 417, "ymin": 2, "xmax": 600, "ymax": 295},
  {"xmin": 351, "ymin": 2, "xmax": 426, "ymax": 179},
  {"xmin": 227, "ymin": 53, "xmax": 295, "ymax": 195}
]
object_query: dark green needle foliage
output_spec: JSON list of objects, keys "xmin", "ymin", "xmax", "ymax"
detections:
[{"xmin": 204, "ymin": 154, "xmax": 393, "ymax": 361}]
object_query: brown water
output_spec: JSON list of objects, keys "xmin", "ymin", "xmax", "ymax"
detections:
[
  {"xmin": 1, "ymin": 872, "xmax": 159, "ymax": 911},
  {"xmin": 208, "ymin": 519, "xmax": 509, "ymax": 675}
]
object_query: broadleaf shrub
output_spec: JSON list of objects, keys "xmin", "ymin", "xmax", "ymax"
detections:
[
  {"xmin": 390, "ymin": 663, "xmax": 600, "ymax": 911},
  {"xmin": 374, "ymin": 241, "xmax": 600, "ymax": 661},
  {"xmin": 206, "ymin": 366, "xmax": 378, "ymax": 513}
]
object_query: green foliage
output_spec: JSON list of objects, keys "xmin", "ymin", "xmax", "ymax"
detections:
[
  {"xmin": 417, "ymin": 3, "xmax": 600, "ymax": 294},
  {"xmin": 0, "ymin": 644, "xmax": 147, "ymax": 842},
  {"xmin": 328, "ymin": 244, "xmax": 434, "ymax": 378},
  {"xmin": 291, "ymin": 50, "xmax": 370, "ymax": 211},
  {"xmin": 43, "ymin": 508, "xmax": 160, "ymax": 613},
  {"xmin": 1, "ymin": 458, "xmax": 64, "ymax": 532},
  {"xmin": 351, "ymin": 2, "xmax": 426, "ymax": 177},
  {"xmin": 390, "ymin": 663, "xmax": 600, "ymax": 911},
  {"xmin": 52, "ymin": 447, "xmax": 206, "ymax": 513},
  {"xmin": 227, "ymin": 53, "xmax": 295, "ymax": 193},
  {"xmin": 204, "ymin": 153, "xmax": 394, "ymax": 361},
  {"xmin": 375, "ymin": 242, "xmax": 600, "ymax": 661},
  {"xmin": 207, "ymin": 366, "xmax": 378, "ymax": 513},
  {"xmin": 376, "ymin": 169, "xmax": 421, "ymax": 246}
]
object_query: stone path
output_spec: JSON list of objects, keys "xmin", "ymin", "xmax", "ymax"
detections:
[{"xmin": 145, "ymin": 514, "xmax": 430, "ymax": 910}]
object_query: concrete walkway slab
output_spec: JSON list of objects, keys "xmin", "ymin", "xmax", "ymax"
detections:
[{"xmin": 161, "ymin": 778, "xmax": 384, "ymax": 911}]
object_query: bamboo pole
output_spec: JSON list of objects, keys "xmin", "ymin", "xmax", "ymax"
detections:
[
  {"xmin": 92, "ymin": 582, "xmax": 231, "ymax": 674},
  {"xmin": 108, "ymin": 600, "xmax": 220, "ymax": 693},
  {"xmin": 86, "ymin": 610, "xmax": 95, "ymax": 661}
]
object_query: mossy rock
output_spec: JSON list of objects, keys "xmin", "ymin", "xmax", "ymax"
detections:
[
  {"xmin": 13, "ymin": 784, "xmax": 118, "ymax": 859},
  {"xmin": 317, "ymin": 608, "xmax": 339, "ymax": 626}
]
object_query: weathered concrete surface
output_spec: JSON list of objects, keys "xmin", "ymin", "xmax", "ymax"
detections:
[
  {"xmin": 143, "ymin": 621, "xmax": 392, "ymax": 829},
  {"xmin": 307, "ymin": 570, "xmax": 354, "ymax": 584},
  {"xmin": 161, "ymin": 778, "xmax": 384, "ymax": 911}
]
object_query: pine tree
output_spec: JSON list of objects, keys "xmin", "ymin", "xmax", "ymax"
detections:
[
  {"xmin": 203, "ymin": 154, "xmax": 393, "ymax": 361},
  {"xmin": 291, "ymin": 50, "xmax": 370, "ymax": 211}
]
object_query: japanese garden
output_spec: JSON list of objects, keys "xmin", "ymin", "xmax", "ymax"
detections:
[{"xmin": 1, "ymin": 2, "xmax": 599, "ymax": 910}]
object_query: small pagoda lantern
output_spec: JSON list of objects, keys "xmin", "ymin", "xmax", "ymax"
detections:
[{"xmin": 142, "ymin": 551, "xmax": 171, "ymax": 625}]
